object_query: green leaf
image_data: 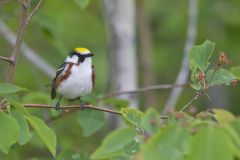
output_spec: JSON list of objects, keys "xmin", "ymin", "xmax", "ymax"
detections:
[
  {"xmin": 188, "ymin": 127, "xmax": 234, "ymax": 160},
  {"xmin": 223, "ymin": 121, "xmax": 240, "ymax": 157},
  {"xmin": 10, "ymin": 110, "xmax": 32, "ymax": 145},
  {"xmin": 189, "ymin": 40, "xmax": 215, "ymax": 90},
  {"xmin": 121, "ymin": 108, "xmax": 144, "ymax": 128},
  {"xmin": 123, "ymin": 139, "xmax": 141, "ymax": 158},
  {"xmin": 190, "ymin": 80, "xmax": 202, "ymax": 90},
  {"xmin": 73, "ymin": 0, "xmax": 90, "ymax": 9},
  {"xmin": 212, "ymin": 109, "xmax": 235, "ymax": 124},
  {"xmin": 189, "ymin": 40, "xmax": 215, "ymax": 72},
  {"xmin": 0, "ymin": 83, "xmax": 27, "ymax": 95},
  {"xmin": 142, "ymin": 124, "xmax": 190, "ymax": 160},
  {"xmin": 189, "ymin": 68, "xmax": 202, "ymax": 90},
  {"xmin": 103, "ymin": 97, "xmax": 129, "ymax": 108},
  {"xmin": 206, "ymin": 68, "xmax": 238, "ymax": 86},
  {"xmin": 141, "ymin": 108, "xmax": 160, "ymax": 135},
  {"xmin": 229, "ymin": 121, "xmax": 240, "ymax": 144},
  {"xmin": 0, "ymin": 112, "xmax": 19, "ymax": 154},
  {"xmin": 8, "ymin": 99, "xmax": 29, "ymax": 116},
  {"xmin": 25, "ymin": 115, "xmax": 56, "ymax": 157},
  {"xmin": 77, "ymin": 110, "xmax": 106, "ymax": 137},
  {"xmin": 3, "ymin": 93, "xmax": 20, "ymax": 102},
  {"xmin": 91, "ymin": 127, "xmax": 137, "ymax": 159},
  {"xmin": 230, "ymin": 66, "xmax": 240, "ymax": 78}
]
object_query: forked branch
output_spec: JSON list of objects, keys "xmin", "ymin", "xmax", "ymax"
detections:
[
  {"xmin": 4, "ymin": 0, "xmax": 44, "ymax": 82},
  {"xmin": 0, "ymin": 56, "xmax": 14, "ymax": 63},
  {"xmin": 28, "ymin": 0, "xmax": 44, "ymax": 21}
]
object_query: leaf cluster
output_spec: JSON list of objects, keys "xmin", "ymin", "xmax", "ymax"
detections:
[
  {"xmin": 189, "ymin": 40, "xmax": 239, "ymax": 90},
  {"xmin": 91, "ymin": 108, "xmax": 240, "ymax": 160}
]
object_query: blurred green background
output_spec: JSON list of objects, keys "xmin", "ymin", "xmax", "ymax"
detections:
[{"xmin": 0, "ymin": 0, "xmax": 240, "ymax": 159}]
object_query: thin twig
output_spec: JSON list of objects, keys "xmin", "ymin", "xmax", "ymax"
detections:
[
  {"xmin": 24, "ymin": 103, "xmax": 122, "ymax": 115},
  {"xmin": 99, "ymin": 83, "xmax": 190, "ymax": 101},
  {"xmin": 28, "ymin": 0, "xmax": 44, "ymax": 21},
  {"xmin": 179, "ymin": 90, "xmax": 203, "ymax": 112},
  {"xmin": 164, "ymin": 0, "xmax": 198, "ymax": 112},
  {"xmin": 0, "ymin": 56, "xmax": 14, "ymax": 63}
]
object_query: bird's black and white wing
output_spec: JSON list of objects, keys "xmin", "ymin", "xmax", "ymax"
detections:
[
  {"xmin": 92, "ymin": 65, "xmax": 96, "ymax": 87},
  {"xmin": 51, "ymin": 62, "xmax": 67, "ymax": 99}
]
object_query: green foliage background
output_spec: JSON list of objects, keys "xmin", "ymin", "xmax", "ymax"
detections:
[{"xmin": 0, "ymin": 0, "xmax": 240, "ymax": 159}]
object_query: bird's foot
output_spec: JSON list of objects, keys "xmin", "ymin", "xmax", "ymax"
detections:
[
  {"xmin": 55, "ymin": 102, "xmax": 61, "ymax": 111},
  {"xmin": 80, "ymin": 102, "xmax": 85, "ymax": 111}
]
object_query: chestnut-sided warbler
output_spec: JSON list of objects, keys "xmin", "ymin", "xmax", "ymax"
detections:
[{"xmin": 51, "ymin": 47, "xmax": 95, "ymax": 110}]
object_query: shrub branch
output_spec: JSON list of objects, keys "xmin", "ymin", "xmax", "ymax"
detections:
[
  {"xmin": 0, "ymin": 56, "xmax": 14, "ymax": 63},
  {"xmin": 24, "ymin": 103, "xmax": 122, "ymax": 115},
  {"xmin": 22, "ymin": 103, "xmax": 169, "ymax": 120},
  {"xmin": 4, "ymin": 0, "xmax": 44, "ymax": 82}
]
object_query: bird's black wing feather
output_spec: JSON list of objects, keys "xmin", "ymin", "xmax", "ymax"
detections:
[
  {"xmin": 51, "ymin": 62, "xmax": 67, "ymax": 99},
  {"xmin": 55, "ymin": 62, "xmax": 67, "ymax": 78}
]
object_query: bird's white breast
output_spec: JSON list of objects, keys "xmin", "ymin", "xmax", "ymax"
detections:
[{"xmin": 57, "ymin": 58, "xmax": 93, "ymax": 99}]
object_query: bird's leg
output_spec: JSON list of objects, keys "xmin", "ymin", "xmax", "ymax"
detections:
[
  {"xmin": 55, "ymin": 96, "xmax": 62, "ymax": 111},
  {"xmin": 78, "ymin": 97, "xmax": 85, "ymax": 110}
]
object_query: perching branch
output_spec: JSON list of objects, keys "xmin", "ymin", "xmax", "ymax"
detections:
[
  {"xmin": 23, "ymin": 83, "xmax": 188, "ymax": 122},
  {"xmin": 23, "ymin": 103, "xmax": 169, "ymax": 121},
  {"xmin": 37, "ymin": 83, "xmax": 189, "ymax": 121},
  {"xmin": 24, "ymin": 103, "xmax": 122, "ymax": 115},
  {"xmin": 164, "ymin": 0, "xmax": 198, "ymax": 112},
  {"xmin": 99, "ymin": 83, "xmax": 190, "ymax": 101}
]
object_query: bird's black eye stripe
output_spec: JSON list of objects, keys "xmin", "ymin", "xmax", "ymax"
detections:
[
  {"xmin": 80, "ymin": 53, "xmax": 94, "ymax": 58},
  {"xmin": 77, "ymin": 53, "xmax": 94, "ymax": 63},
  {"xmin": 69, "ymin": 51, "xmax": 94, "ymax": 58}
]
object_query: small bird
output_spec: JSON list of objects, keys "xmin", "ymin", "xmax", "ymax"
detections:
[{"xmin": 51, "ymin": 47, "xmax": 95, "ymax": 110}]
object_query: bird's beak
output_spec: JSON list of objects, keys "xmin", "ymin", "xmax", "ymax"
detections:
[{"xmin": 90, "ymin": 52, "xmax": 95, "ymax": 57}]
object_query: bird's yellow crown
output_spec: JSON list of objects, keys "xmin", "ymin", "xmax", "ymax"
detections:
[{"xmin": 74, "ymin": 47, "xmax": 90, "ymax": 54}]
